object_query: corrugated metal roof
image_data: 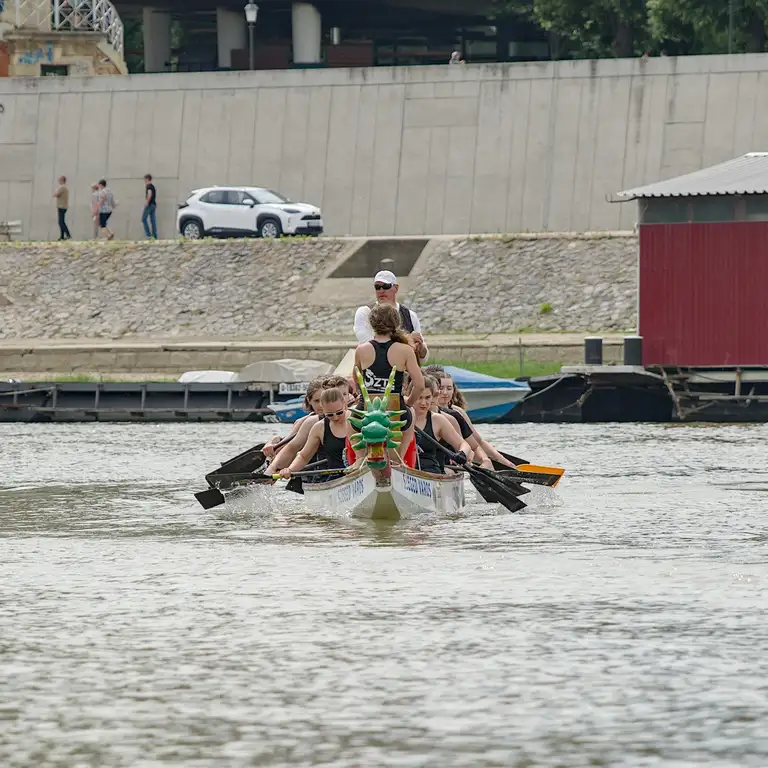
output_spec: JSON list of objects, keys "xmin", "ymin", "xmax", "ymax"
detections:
[{"xmin": 617, "ymin": 153, "xmax": 768, "ymax": 199}]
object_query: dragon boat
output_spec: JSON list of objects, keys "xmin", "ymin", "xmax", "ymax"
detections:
[{"xmin": 300, "ymin": 368, "xmax": 465, "ymax": 521}]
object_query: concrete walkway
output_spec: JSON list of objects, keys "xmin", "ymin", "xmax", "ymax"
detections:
[
  {"xmin": 0, "ymin": 333, "xmax": 629, "ymax": 374},
  {"xmin": 1, "ymin": 332, "xmax": 628, "ymax": 348}
]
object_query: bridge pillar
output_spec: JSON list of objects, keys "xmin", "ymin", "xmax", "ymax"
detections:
[
  {"xmin": 142, "ymin": 7, "xmax": 171, "ymax": 72},
  {"xmin": 216, "ymin": 8, "xmax": 246, "ymax": 69},
  {"xmin": 292, "ymin": 2, "xmax": 322, "ymax": 64}
]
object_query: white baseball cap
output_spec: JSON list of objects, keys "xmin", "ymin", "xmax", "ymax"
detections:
[{"xmin": 374, "ymin": 270, "xmax": 397, "ymax": 285}]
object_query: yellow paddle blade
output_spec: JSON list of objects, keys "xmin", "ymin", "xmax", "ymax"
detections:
[{"xmin": 516, "ymin": 464, "xmax": 565, "ymax": 486}]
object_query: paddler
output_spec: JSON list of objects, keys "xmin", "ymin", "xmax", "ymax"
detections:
[
  {"xmin": 413, "ymin": 376, "xmax": 471, "ymax": 475},
  {"xmin": 353, "ymin": 270, "xmax": 429, "ymax": 362},
  {"xmin": 267, "ymin": 376, "xmax": 351, "ymax": 474},
  {"xmin": 279, "ymin": 387, "xmax": 353, "ymax": 482},
  {"xmin": 353, "ymin": 303, "xmax": 424, "ymax": 463},
  {"xmin": 263, "ymin": 376, "xmax": 326, "ymax": 459},
  {"xmin": 436, "ymin": 371, "xmax": 516, "ymax": 468}
]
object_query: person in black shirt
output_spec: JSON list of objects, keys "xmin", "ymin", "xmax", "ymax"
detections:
[
  {"xmin": 142, "ymin": 173, "xmax": 158, "ymax": 239},
  {"xmin": 279, "ymin": 388, "xmax": 353, "ymax": 482}
]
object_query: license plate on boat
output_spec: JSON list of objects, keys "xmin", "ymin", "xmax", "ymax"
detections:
[{"xmin": 279, "ymin": 381, "xmax": 309, "ymax": 395}]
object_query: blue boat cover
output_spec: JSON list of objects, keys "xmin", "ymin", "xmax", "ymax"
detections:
[{"xmin": 443, "ymin": 365, "xmax": 527, "ymax": 390}]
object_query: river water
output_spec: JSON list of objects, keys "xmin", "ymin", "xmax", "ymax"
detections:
[{"xmin": 2, "ymin": 422, "xmax": 768, "ymax": 767}]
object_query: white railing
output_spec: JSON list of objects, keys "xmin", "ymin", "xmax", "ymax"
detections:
[{"xmin": 8, "ymin": 0, "xmax": 124, "ymax": 57}]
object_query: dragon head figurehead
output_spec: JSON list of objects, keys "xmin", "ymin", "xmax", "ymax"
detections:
[{"xmin": 348, "ymin": 366, "xmax": 406, "ymax": 472}]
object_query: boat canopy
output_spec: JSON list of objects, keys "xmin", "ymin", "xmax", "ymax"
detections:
[
  {"xmin": 178, "ymin": 370, "xmax": 238, "ymax": 383},
  {"xmin": 237, "ymin": 358, "xmax": 334, "ymax": 383}
]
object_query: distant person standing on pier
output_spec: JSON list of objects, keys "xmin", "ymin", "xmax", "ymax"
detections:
[
  {"xmin": 142, "ymin": 174, "xmax": 158, "ymax": 239},
  {"xmin": 353, "ymin": 269, "xmax": 429, "ymax": 362},
  {"xmin": 53, "ymin": 176, "xmax": 71, "ymax": 240},
  {"xmin": 97, "ymin": 179, "xmax": 116, "ymax": 240}
]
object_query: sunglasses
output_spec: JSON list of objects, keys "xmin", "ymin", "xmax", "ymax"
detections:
[
  {"xmin": 374, "ymin": 283, "xmax": 393, "ymax": 291},
  {"xmin": 324, "ymin": 409, "xmax": 346, "ymax": 418}
]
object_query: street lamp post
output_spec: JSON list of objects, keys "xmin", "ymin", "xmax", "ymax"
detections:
[{"xmin": 244, "ymin": 2, "xmax": 259, "ymax": 70}]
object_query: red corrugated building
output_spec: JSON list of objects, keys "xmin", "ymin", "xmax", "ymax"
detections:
[{"xmin": 617, "ymin": 153, "xmax": 768, "ymax": 367}]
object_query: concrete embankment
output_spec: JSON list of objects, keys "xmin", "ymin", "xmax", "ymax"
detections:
[
  {"xmin": 0, "ymin": 233, "xmax": 636, "ymax": 373},
  {"xmin": 0, "ymin": 334, "xmax": 627, "ymax": 374}
]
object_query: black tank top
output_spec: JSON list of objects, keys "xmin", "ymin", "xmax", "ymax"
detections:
[
  {"xmin": 416, "ymin": 412, "xmax": 444, "ymax": 474},
  {"xmin": 362, "ymin": 339, "xmax": 404, "ymax": 395},
  {"xmin": 322, "ymin": 418, "xmax": 348, "ymax": 471},
  {"xmin": 440, "ymin": 406, "xmax": 473, "ymax": 439}
]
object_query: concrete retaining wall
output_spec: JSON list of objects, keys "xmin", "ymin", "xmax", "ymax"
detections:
[
  {"xmin": 0, "ymin": 53, "xmax": 766, "ymax": 239},
  {"xmin": 0, "ymin": 337, "xmax": 626, "ymax": 374}
]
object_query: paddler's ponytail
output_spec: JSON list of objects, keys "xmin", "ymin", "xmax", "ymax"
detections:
[{"xmin": 369, "ymin": 303, "xmax": 410, "ymax": 345}]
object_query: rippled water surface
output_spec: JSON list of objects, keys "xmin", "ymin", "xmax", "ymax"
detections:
[{"xmin": 2, "ymin": 422, "xmax": 768, "ymax": 767}]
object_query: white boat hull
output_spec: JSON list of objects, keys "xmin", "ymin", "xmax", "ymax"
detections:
[{"xmin": 301, "ymin": 465, "xmax": 465, "ymax": 521}]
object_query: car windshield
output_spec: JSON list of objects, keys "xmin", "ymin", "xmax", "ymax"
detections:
[{"xmin": 257, "ymin": 189, "xmax": 291, "ymax": 204}]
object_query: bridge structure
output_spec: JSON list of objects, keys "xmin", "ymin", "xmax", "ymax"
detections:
[
  {"xmin": 112, "ymin": 0, "xmax": 549, "ymax": 73},
  {"xmin": 0, "ymin": 0, "xmax": 126, "ymax": 75}
]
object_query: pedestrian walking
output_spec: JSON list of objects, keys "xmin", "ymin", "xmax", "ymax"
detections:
[
  {"xmin": 90, "ymin": 182, "xmax": 101, "ymax": 239},
  {"xmin": 142, "ymin": 174, "xmax": 158, "ymax": 239},
  {"xmin": 97, "ymin": 179, "xmax": 117, "ymax": 240},
  {"xmin": 53, "ymin": 176, "xmax": 71, "ymax": 240}
]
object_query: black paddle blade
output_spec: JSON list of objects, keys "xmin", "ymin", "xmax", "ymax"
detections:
[
  {"xmin": 195, "ymin": 487, "xmax": 226, "ymax": 510},
  {"xmin": 206, "ymin": 443, "xmax": 267, "ymax": 486},
  {"xmin": 285, "ymin": 476, "xmax": 304, "ymax": 495},
  {"xmin": 204, "ymin": 472, "xmax": 276, "ymax": 491},
  {"xmin": 491, "ymin": 461, "xmax": 560, "ymax": 488},
  {"xmin": 469, "ymin": 473, "xmax": 527, "ymax": 513}
]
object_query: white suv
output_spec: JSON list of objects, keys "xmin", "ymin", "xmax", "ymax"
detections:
[{"xmin": 177, "ymin": 186, "xmax": 324, "ymax": 239}]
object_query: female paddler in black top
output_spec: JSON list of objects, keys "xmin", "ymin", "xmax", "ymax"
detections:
[
  {"xmin": 268, "ymin": 376, "xmax": 352, "ymax": 476},
  {"xmin": 279, "ymin": 387, "xmax": 352, "ymax": 482},
  {"xmin": 413, "ymin": 376, "xmax": 472, "ymax": 475},
  {"xmin": 353, "ymin": 303, "xmax": 424, "ymax": 463},
  {"xmin": 263, "ymin": 376, "xmax": 326, "ymax": 459},
  {"xmin": 433, "ymin": 369, "xmax": 516, "ymax": 469}
]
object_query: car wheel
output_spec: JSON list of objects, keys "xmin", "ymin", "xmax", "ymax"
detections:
[
  {"xmin": 181, "ymin": 219, "xmax": 204, "ymax": 239},
  {"xmin": 258, "ymin": 218, "xmax": 282, "ymax": 239}
]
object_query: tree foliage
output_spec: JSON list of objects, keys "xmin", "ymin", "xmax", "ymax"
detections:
[
  {"xmin": 648, "ymin": 0, "xmax": 768, "ymax": 54},
  {"xmin": 494, "ymin": 0, "xmax": 768, "ymax": 57}
]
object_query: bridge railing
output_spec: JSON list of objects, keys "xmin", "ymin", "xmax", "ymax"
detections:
[{"xmin": 6, "ymin": 0, "xmax": 124, "ymax": 57}]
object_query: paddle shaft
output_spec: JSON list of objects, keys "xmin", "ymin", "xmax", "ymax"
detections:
[
  {"xmin": 500, "ymin": 449, "xmax": 529, "ymax": 467},
  {"xmin": 196, "ymin": 458, "xmax": 329, "ymax": 508},
  {"xmin": 210, "ymin": 458, "xmax": 328, "ymax": 486},
  {"xmin": 274, "ymin": 466, "xmax": 347, "ymax": 479}
]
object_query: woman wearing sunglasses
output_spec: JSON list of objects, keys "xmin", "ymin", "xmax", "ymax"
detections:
[
  {"xmin": 279, "ymin": 388, "xmax": 352, "ymax": 482},
  {"xmin": 267, "ymin": 376, "xmax": 353, "ymax": 476}
]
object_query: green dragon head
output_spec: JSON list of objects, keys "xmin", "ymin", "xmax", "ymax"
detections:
[{"xmin": 348, "ymin": 366, "xmax": 406, "ymax": 470}]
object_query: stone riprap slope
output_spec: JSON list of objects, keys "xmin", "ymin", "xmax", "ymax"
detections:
[
  {"xmin": 411, "ymin": 234, "xmax": 637, "ymax": 333},
  {"xmin": 0, "ymin": 235, "xmax": 637, "ymax": 339}
]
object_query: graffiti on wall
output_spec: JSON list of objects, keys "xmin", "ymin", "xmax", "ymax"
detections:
[{"xmin": 18, "ymin": 44, "xmax": 54, "ymax": 65}]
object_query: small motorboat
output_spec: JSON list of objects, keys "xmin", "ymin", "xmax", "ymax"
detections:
[{"xmin": 441, "ymin": 365, "xmax": 530, "ymax": 423}]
